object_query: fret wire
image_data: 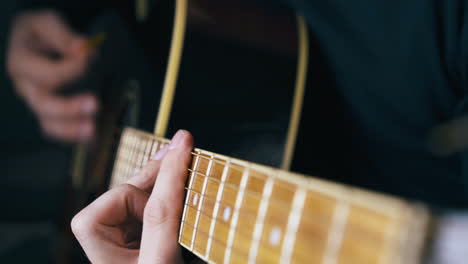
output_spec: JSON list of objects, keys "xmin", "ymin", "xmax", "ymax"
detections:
[
  {"xmin": 114, "ymin": 131, "xmax": 406, "ymax": 263},
  {"xmin": 129, "ymin": 133, "xmax": 138, "ymax": 171},
  {"xmin": 122, "ymin": 132, "xmax": 132, "ymax": 181},
  {"xmin": 179, "ymin": 150, "xmax": 201, "ymax": 249},
  {"xmin": 186, "ymin": 168, "xmax": 396, "ymax": 242},
  {"xmin": 190, "ymin": 153, "xmax": 260, "ymax": 178},
  {"xmin": 124, "ymin": 134, "xmax": 135, "ymax": 177},
  {"xmin": 144, "ymin": 138, "xmax": 155, "ymax": 163},
  {"xmin": 205, "ymin": 159, "xmax": 230, "ymax": 259},
  {"xmin": 150, "ymin": 140, "xmax": 159, "ymax": 157},
  {"xmin": 120, "ymin": 142, "xmax": 354, "ymax": 206},
  {"xmin": 139, "ymin": 138, "xmax": 147, "ymax": 167},
  {"xmin": 185, "ymin": 187, "xmax": 259, "ymax": 222},
  {"xmin": 142, "ymin": 138, "xmax": 152, "ymax": 165},
  {"xmin": 111, "ymin": 131, "xmax": 125, "ymax": 187},
  {"xmin": 181, "ymin": 220, "xmax": 268, "ymax": 264},
  {"xmin": 181, "ymin": 219, "xmax": 316, "ymax": 264},
  {"xmin": 188, "ymin": 169, "xmax": 300, "ymax": 212},
  {"xmin": 248, "ymin": 176, "xmax": 274, "ymax": 264},
  {"xmin": 224, "ymin": 165, "xmax": 249, "ymax": 264},
  {"xmin": 127, "ymin": 133, "xmax": 138, "ymax": 177},
  {"xmin": 112, "ymin": 131, "xmax": 123, "ymax": 186},
  {"xmin": 144, "ymin": 139, "xmax": 152, "ymax": 164},
  {"xmin": 322, "ymin": 201, "xmax": 350, "ymax": 264},
  {"xmin": 279, "ymin": 188, "xmax": 307, "ymax": 263},
  {"xmin": 183, "ymin": 201, "xmax": 310, "ymax": 260},
  {"xmin": 136, "ymin": 136, "xmax": 146, "ymax": 169},
  {"xmin": 116, "ymin": 146, "xmax": 343, "ymax": 235},
  {"xmin": 121, "ymin": 133, "xmax": 130, "ymax": 180},
  {"xmin": 190, "ymin": 152, "xmax": 304, "ymax": 195},
  {"xmin": 189, "ymin": 152, "xmax": 391, "ymax": 215},
  {"xmin": 183, "ymin": 195, "xmax": 390, "ymax": 258},
  {"xmin": 185, "ymin": 177, "xmax": 347, "ymax": 233},
  {"xmin": 118, "ymin": 132, "xmax": 127, "ymax": 180},
  {"xmin": 191, "ymin": 153, "xmax": 213, "ymax": 251},
  {"xmin": 131, "ymin": 134, "xmax": 141, "ymax": 176},
  {"xmin": 183, "ymin": 200, "xmax": 259, "ymax": 245},
  {"xmin": 138, "ymin": 135, "xmax": 147, "ymax": 168}
]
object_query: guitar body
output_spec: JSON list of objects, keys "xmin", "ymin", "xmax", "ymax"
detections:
[{"xmin": 67, "ymin": 0, "xmax": 432, "ymax": 263}]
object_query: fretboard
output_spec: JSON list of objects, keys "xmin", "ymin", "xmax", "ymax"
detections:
[{"xmin": 110, "ymin": 128, "xmax": 430, "ymax": 264}]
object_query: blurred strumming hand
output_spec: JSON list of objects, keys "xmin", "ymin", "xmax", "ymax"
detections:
[{"xmin": 7, "ymin": 10, "xmax": 97, "ymax": 142}]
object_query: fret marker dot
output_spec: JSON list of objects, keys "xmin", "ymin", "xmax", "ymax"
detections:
[
  {"xmin": 192, "ymin": 193, "xmax": 199, "ymax": 206},
  {"xmin": 223, "ymin": 207, "xmax": 231, "ymax": 222},
  {"xmin": 269, "ymin": 227, "xmax": 282, "ymax": 246}
]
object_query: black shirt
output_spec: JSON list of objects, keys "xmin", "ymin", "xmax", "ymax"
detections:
[{"xmin": 285, "ymin": 0, "xmax": 468, "ymax": 207}]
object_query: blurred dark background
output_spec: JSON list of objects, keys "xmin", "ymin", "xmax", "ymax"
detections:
[{"xmin": 0, "ymin": 2, "xmax": 72, "ymax": 263}]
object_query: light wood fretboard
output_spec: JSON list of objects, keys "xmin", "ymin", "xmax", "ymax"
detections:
[{"xmin": 110, "ymin": 128, "xmax": 430, "ymax": 264}]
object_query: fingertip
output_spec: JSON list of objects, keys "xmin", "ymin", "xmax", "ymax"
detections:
[
  {"xmin": 168, "ymin": 129, "xmax": 193, "ymax": 150},
  {"xmin": 183, "ymin": 130, "xmax": 194, "ymax": 148}
]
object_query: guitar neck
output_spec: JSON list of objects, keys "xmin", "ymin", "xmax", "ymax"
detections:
[{"xmin": 110, "ymin": 128, "xmax": 430, "ymax": 264}]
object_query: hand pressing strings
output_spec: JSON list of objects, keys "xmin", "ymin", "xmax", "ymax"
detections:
[{"xmin": 71, "ymin": 130, "xmax": 193, "ymax": 264}]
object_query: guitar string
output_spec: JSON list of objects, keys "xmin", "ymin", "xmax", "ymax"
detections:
[
  {"xmin": 119, "ymin": 135, "xmax": 314, "ymax": 195},
  {"xmin": 180, "ymin": 218, "xmax": 312, "ymax": 264},
  {"xmin": 117, "ymin": 149, "xmax": 301, "ymax": 209},
  {"xmin": 117, "ymin": 155, "xmax": 342, "ymax": 232},
  {"xmin": 113, "ymin": 134, "xmax": 402, "ymax": 233},
  {"xmin": 116, "ymin": 141, "xmax": 392, "ymax": 220},
  {"xmin": 119, "ymin": 133, "xmax": 402, "ymax": 215},
  {"xmin": 114, "ymin": 136, "xmax": 402, "ymax": 225},
  {"xmin": 118, "ymin": 135, "xmax": 345, "ymax": 215},
  {"xmin": 183, "ymin": 200, "xmax": 260, "ymax": 246},
  {"xmin": 113, "ymin": 146, "xmax": 401, "ymax": 258},
  {"xmin": 186, "ymin": 168, "xmax": 309, "ymax": 208},
  {"xmin": 185, "ymin": 171, "xmax": 332, "ymax": 227},
  {"xmin": 180, "ymin": 205, "xmax": 384, "ymax": 264},
  {"xmin": 181, "ymin": 214, "xmax": 330, "ymax": 263},
  {"xmin": 116, "ymin": 130, "xmax": 284, "ymax": 183},
  {"xmin": 183, "ymin": 187, "xmax": 393, "ymax": 245},
  {"xmin": 185, "ymin": 187, "xmax": 326, "ymax": 234},
  {"xmin": 114, "ymin": 155, "xmax": 397, "ymax": 247},
  {"xmin": 181, "ymin": 219, "xmax": 272, "ymax": 264}
]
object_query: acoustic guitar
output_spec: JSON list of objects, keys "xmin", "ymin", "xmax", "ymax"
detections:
[
  {"xmin": 70, "ymin": 0, "xmax": 436, "ymax": 263},
  {"xmin": 109, "ymin": 128, "xmax": 430, "ymax": 264},
  {"xmin": 107, "ymin": 0, "xmax": 434, "ymax": 263}
]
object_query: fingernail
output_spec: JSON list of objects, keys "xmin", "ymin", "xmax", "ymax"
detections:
[
  {"xmin": 169, "ymin": 130, "xmax": 186, "ymax": 150},
  {"xmin": 82, "ymin": 99, "xmax": 96, "ymax": 114},
  {"xmin": 151, "ymin": 145, "xmax": 169, "ymax": 160}
]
